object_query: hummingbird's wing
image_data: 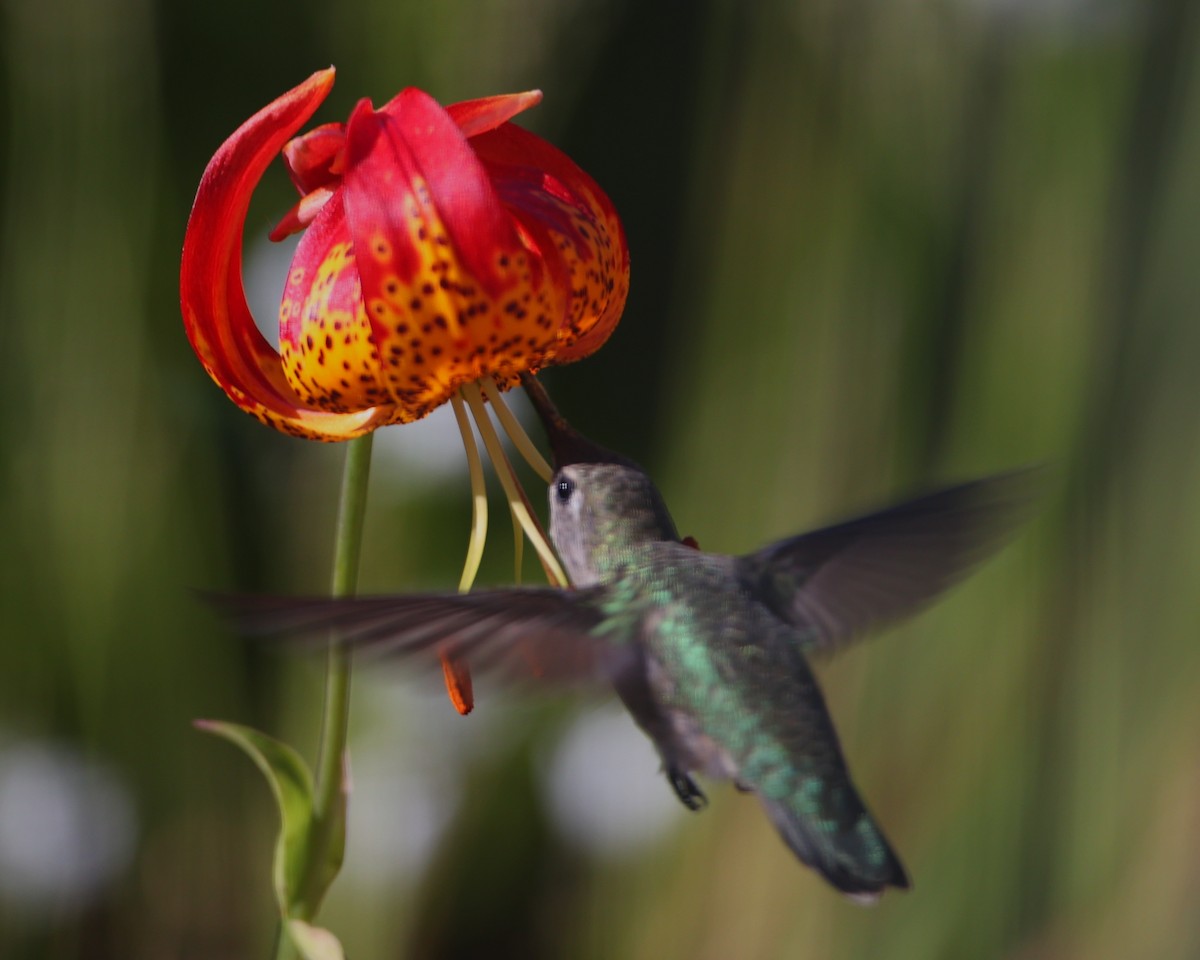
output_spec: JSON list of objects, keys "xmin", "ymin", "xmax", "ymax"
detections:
[
  {"xmin": 735, "ymin": 470, "xmax": 1036, "ymax": 651},
  {"xmin": 209, "ymin": 587, "xmax": 625, "ymax": 683}
]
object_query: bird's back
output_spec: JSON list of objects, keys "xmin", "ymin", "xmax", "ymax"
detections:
[{"xmin": 617, "ymin": 543, "xmax": 909, "ymax": 898}]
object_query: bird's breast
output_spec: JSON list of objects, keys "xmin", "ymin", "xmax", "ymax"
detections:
[{"xmin": 644, "ymin": 654, "xmax": 740, "ymax": 780}]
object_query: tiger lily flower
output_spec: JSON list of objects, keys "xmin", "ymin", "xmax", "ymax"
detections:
[
  {"xmin": 181, "ymin": 67, "xmax": 628, "ymax": 440},
  {"xmin": 181, "ymin": 68, "xmax": 630, "ymax": 714}
]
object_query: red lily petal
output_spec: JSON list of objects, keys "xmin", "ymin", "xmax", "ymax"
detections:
[
  {"xmin": 273, "ymin": 91, "xmax": 545, "ymax": 241},
  {"xmin": 281, "ymin": 122, "xmax": 347, "ymax": 194},
  {"xmin": 447, "ymin": 90, "xmax": 543, "ymax": 139},
  {"xmin": 362, "ymin": 89, "xmax": 523, "ymax": 296},
  {"xmin": 341, "ymin": 92, "xmax": 566, "ymax": 417},
  {"xmin": 469, "ymin": 123, "xmax": 629, "ymax": 365},
  {"xmin": 269, "ymin": 186, "xmax": 336, "ymax": 242},
  {"xmin": 180, "ymin": 68, "xmax": 385, "ymax": 440}
]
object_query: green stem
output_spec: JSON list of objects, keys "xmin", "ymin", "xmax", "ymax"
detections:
[
  {"xmin": 286, "ymin": 432, "xmax": 374, "ymax": 953},
  {"xmin": 315, "ymin": 431, "xmax": 374, "ymax": 807},
  {"xmin": 272, "ymin": 922, "xmax": 299, "ymax": 960}
]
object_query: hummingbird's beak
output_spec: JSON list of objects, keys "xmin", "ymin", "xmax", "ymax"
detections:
[{"xmin": 520, "ymin": 373, "xmax": 631, "ymax": 471}]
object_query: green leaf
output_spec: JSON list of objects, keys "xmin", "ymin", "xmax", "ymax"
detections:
[
  {"xmin": 286, "ymin": 920, "xmax": 346, "ymax": 960},
  {"xmin": 194, "ymin": 719, "xmax": 315, "ymax": 914}
]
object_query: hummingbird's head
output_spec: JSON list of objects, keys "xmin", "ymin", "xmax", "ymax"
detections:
[{"xmin": 522, "ymin": 374, "xmax": 680, "ymax": 585}]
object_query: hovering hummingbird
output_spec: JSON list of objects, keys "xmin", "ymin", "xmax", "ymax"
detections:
[{"xmin": 218, "ymin": 377, "xmax": 1032, "ymax": 902}]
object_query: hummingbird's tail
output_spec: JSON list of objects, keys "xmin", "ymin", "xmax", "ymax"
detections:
[{"xmin": 760, "ymin": 793, "xmax": 910, "ymax": 903}]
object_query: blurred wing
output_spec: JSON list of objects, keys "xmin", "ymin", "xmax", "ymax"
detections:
[
  {"xmin": 208, "ymin": 586, "xmax": 621, "ymax": 683},
  {"xmin": 736, "ymin": 469, "xmax": 1038, "ymax": 651}
]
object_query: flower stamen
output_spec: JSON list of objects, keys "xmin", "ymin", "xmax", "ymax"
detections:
[
  {"xmin": 442, "ymin": 392, "xmax": 485, "ymax": 715},
  {"xmin": 511, "ymin": 510, "xmax": 524, "ymax": 586},
  {"xmin": 480, "ymin": 376, "xmax": 554, "ymax": 483},
  {"xmin": 462, "ymin": 382, "xmax": 568, "ymax": 588},
  {"xmin": 450, "ymin": 393, "xmax": 488, "ymax": 592}
]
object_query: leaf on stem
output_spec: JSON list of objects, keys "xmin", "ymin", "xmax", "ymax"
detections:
[{"xmin": 194, "ymin": 719, "xmax": 319, "ymax": 915}]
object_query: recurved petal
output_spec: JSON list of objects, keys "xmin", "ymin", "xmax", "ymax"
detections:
[
  {"xmin": 469, "ymin": 123, "xmax": 629, "ymax": 365},
  {"xmin": 342, "ymin": 93, "xmax": 566, "ymax": 418},
  {"xmin": 447, "ymin": 90, "xmax": 543, "ymax": 139},
  {"xmin": 269, "ymin": 186, "xmax": 336, "ymax": 242},
  {"xmin": 181, "ymin": 68, "xmax": 387, "ymax": 441}
]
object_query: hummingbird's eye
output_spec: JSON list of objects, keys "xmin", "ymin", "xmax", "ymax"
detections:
[{"xmin": 556, "ymin": 477, "xmax": 575, "ymax": 504}]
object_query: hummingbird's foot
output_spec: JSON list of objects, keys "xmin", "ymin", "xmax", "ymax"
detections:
[
  {"xmin": 733, "ymin": 779, "xmax": 754, "ymax": 793},
  {"xmin": 667, "ymin": 766, "xmax": 708, "ymax": 811}
]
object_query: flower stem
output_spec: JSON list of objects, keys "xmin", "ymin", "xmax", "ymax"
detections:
[
  {"xmin": 304, "ymin": 432, "xmax": 374, "ymax": 920},
  {"xmin": 272, "ymin": 924, "xmax": 297, "ymax": 960}
]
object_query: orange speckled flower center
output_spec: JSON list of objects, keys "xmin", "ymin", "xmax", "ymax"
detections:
[
  {"xmin": 280, "ymin": 228, "xmax": 382, "ymax": 414},
  {"xmin": 280, "ymin": 169, "xmax": 572, "ymax": 422}
]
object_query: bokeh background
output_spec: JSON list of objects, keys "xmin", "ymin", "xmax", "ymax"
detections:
[{"xmin": 2, "ymin": 0, "xmax": 1199, "ymax": 957}]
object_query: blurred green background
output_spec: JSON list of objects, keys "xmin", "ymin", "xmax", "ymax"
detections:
[{"xmin": 2, "ymin": 0, "xmax": 1199, "ymax": 957}]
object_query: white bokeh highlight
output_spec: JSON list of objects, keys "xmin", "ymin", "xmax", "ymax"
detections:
[
  {"xmin": 341, "ymin": 678, "xmax": 522, "ymax": 885},
  {"xmin": 0, "ymin": 739, "xmax": 136, "ymax": 913},
  {"xmin": 542, "ymin": 703, "xmax": 684, "ymax": 860}
]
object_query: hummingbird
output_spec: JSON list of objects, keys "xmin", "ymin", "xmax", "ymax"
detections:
[{"xmin": 218, "ymin": 377, "xmax": 1032, "ymax": 902}]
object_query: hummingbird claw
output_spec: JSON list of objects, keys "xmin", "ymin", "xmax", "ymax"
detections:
[{"xmin": 667, "ymin": 766, "xmax": 708, "ymax": 811}]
